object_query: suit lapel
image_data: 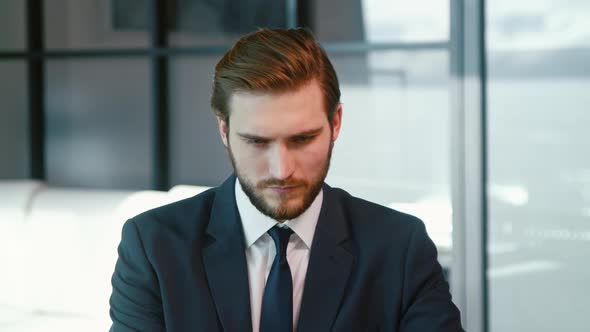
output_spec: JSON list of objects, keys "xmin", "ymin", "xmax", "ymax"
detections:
[
  {"xmin": 297, "ymin": 184, "xmax": 355, "ymax": 332},
  {"xmin": 202, "ymin": 176, "xmax": 252, "ymax": 332}
]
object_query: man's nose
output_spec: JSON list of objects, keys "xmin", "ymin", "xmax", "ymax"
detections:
[{"xmin": 268, "ymin": 143, "xmax": 295, "ymax": 180}]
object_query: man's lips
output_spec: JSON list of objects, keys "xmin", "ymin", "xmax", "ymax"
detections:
[{"xmin": 267, "ymin": 185, "xmax": 300, "ymax": 193}]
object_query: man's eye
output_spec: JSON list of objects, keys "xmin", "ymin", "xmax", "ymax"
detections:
[
  {"xmin": 293, "ymin": 136, "xmax": 313, "ymax": 143},
  {"xmin": 246, "ymin": 138, "xmax": 268, "ymax": 145}
]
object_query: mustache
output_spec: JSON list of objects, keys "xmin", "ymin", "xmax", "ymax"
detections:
[{"xmin": 257, "ymin": 179, "xmax": 306, "ymax": 188}]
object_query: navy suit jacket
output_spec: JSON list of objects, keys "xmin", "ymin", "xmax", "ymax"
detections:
[{"xmin": 109, "ymin": 176, "xmax": 464, "ymax": 331}]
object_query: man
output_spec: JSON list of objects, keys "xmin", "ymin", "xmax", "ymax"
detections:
[{"xmin": 109, "ymin": 28, "xmax": 464, "ymax": 332}]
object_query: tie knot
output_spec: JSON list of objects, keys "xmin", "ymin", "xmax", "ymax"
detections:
[{"xmin": 268, "ymin": 225, "xmax": 293, "ymax": 260}]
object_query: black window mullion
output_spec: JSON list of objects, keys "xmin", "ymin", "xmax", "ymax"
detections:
[
  {"xmin": 27, "ymin": 0, "xmax": 45, "ymax": 180},
  {"xmin": 297, "ymin": 0, "xmax": 313, "ymax": 30},
  {"xmin": 150, "ymin": 0, "xmax": 170, "ymax": 190}
]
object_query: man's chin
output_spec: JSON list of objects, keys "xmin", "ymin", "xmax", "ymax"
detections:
[
  {"xmin": 251, "ymin": 191, "xmax": 307, "ymax": 219},
  {"xmin": 263, "ymin": 200, "xmax": 305, "ymax": 220},
  {"xmin": 268, "ymin": 208, "xmax": 305, "ymax": 221}
]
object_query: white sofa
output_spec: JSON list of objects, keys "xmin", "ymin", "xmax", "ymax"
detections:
[{"xmin": 0, "ymin": 181, "xmax": 209, "ymax": 332}]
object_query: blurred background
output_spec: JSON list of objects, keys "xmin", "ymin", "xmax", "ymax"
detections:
[{"xmin": 1, "ymin": 0, "xmax": 589, "ymax": 331}]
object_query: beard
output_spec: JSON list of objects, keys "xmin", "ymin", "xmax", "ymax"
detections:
[{"xmin": 228, "ymin": 141, "xmax": 333, "ymax": 221}]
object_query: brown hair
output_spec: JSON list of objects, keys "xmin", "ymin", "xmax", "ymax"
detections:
[{"xmin": 211, "ymin": 28, "xmax": 340, "ymax": 127}]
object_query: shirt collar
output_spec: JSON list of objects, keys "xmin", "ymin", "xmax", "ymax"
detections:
[{"xmin": 235, "ymin": 178, "xmax": 322, "ymax": 249}]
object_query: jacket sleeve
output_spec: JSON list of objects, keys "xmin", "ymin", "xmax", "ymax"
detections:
[
  {"xmin": 109, "ymin": 219, "xmax": 165, "ymax": 332},
  {"xmin": 399, "ymin": 219, "xmax": 465, "ymax": 332}
]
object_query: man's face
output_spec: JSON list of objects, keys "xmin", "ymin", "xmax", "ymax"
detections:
[{"xmin": 217, "ymin": 79, "xmax": 342, "ymax": 221}]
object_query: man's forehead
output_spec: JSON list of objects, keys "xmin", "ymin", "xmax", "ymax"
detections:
[
  {"xmin": 228, "ymin": 81, "xmax": 325, "ymax": 116},
  {"xmin": 229, "ymin": 85, "xmax": 313, "ymax": 106},
  {"xmin": 225, "ymin": 82, "xmax": 327, "ymax": 137},
  {"xmin": 229, "ymin": 89, "xmax": 273, "ymax": 107}
]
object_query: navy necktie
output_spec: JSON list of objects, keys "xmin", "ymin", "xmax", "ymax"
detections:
[{"xmin": 260, "ymin": 225, "xmax": 294, "ymax": 332}]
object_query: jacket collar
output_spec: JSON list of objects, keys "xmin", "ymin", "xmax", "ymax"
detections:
[
  {"xmin": 296, "ymin": 182, "xmax": 354, "ymax": 331},
  {"xmin": 202, "ymin": 175, "xmax": 252, "ymax": 332}
]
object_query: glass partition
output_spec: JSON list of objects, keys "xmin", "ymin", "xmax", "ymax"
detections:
[
  {"xmin": 169, "ymin": 0, "xmax": 288, "ymax": 46},
  {"xmin": 311, "ymin": 0, "xmax": 449, "ymax": 42},
  {"xmin": 0, "ymin": 0, "xmax": 26, "ymax": 50},
  {"xmin": 46, "ymin": 59, "xmax": 153, "ymax": 189},
  {"xmin": 44, "ymin": 0, "xmax": 149, "ymax": 49},
  {"xmin": 486, "ymin": 1, "xmax": 590, "ymax": 331},
  {"xmin": 0, "ymin": 61, "xmax": 29, "ymax": 178}
]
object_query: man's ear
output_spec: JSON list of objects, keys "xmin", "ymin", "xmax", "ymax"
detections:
[
  {"xmin": 331, "ymin": 103, "xmax": 343, "ymax": 142},
  {"xmin": 217, "ymin": 116, "xmax": 229, "ymax": 148}
]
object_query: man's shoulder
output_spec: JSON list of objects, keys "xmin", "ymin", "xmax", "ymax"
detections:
[
  {"xmin": 326, "ymin": 185, "xmax": 424, "ymax": 238},
  {"xmin": 127, "ymin": 186, "xmax": 219, "ymax": 235},
  {"xmin": 326, "ymin": 185, "xmax": 434, "ymax": 266}
]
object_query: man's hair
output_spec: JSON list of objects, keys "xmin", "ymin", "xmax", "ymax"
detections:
[{"xmin": 210, "ymin": 27, "xmax": 341, "ymax": 126}]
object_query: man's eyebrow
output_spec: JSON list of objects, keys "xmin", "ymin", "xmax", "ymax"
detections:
[
  {"xmin": 236, "ymin": 133, "xmax": 271, "ymax": 140},
  {"xmin": 236, "ymin": 128, "xmax": 323, "ymax": 140},
  {"xmin": 291, "ymin": 128, "xmax": 323, "ymax": 137}
]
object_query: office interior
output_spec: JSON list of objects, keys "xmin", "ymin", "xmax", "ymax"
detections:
[{"xmin": 1, "ymin": 0, "xmax": 589, "ymax": 331}]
